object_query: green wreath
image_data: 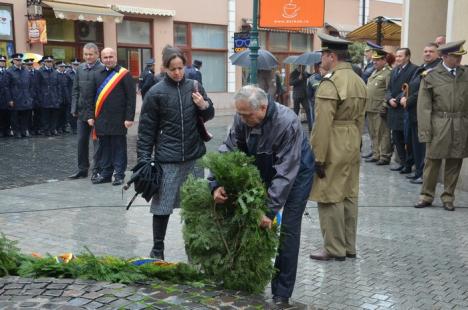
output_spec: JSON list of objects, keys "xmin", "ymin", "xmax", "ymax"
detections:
[{"xmin": 181, "ymin": 151, "xmax": 278, "ymax": 294}]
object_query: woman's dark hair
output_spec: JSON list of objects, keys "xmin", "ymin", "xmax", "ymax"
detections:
[
  {"xmin": 162, "ymin": 45, "xmax": 186, "ymax": 68},
  {"xmin": 386, "ymin": 53, "xmax": 395, "ymax": 66}
]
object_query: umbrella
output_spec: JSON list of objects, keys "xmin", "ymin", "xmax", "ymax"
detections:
[
  {"xmin": 283, "ymin": 55, "xmax": 298, "ymax": 64},
  {"xmin": 293, "ymin": 51, "xmax": 322, "ymax": 65},
  {"xmin": 123, "ymin": 160, "xmax": 163, "ymax": 209},
  {"xmin": 22, "ymin": 52, "xmax": 43, "ymax": 63},
  {"xmin": 230, "ymin": 49, "xmax": 278, "ymax": 70}
]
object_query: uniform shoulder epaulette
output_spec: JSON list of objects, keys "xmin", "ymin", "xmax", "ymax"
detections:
[
  {"xmin": 323, "ymin": 71, "xmax": 334, "ymax": 80},
  {"xmin": 421, "ymin": 67, "xmax": 435, "ymax": 77}
]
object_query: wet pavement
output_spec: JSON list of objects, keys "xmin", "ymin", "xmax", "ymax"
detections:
[{"xmin": 1, "ymin": 108, "xmax": 468, "ymax": 309}]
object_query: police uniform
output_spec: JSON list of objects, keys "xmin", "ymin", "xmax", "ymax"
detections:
[
  {"xmin": 5, "ymin": 53, "xmax": 33, "ymax": 138},
  {"xmin": 56, "ymin": 61, "xmax": 70, "ymax": 133},
  {"xmin": 23, "ymin": 58, "xmax": 41, "ymax": 135},
  {"xmin": 139, "ymin": 58, "xmax": 155, "ymax": 99},
  {"xmin": 0, "ymin": 55, "xmax": 11, "ymax": 137},
  {"xmin": 365, "ymin": 49, "xmax": 393, "ymax": 164},
  {"xmin": 415, "ymin": 40, "xmax": 468, "ymax": 211},
  {"xmin": 309, "ymin": 33, "xmax": 367, "ymax": 260},
  {"xmin": 37, "ymin": 55, "xmax": 62, "ymax": 136},
  {"xmin": 67, "ymin": 58, "xmax": 81, "ymax": 134}
]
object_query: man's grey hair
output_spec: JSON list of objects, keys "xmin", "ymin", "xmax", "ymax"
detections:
[
  {"xmin": 83, "ymin": 43, "xmax": 99, "ymax": 53},
  {"xmin": 233, "ymin": 85, "xmax": 268, "ymax": 110}
]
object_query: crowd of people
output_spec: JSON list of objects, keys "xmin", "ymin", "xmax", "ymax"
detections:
[{"xmin": 0, "ymin": 54, "xmax": 80, "ymax": 138}]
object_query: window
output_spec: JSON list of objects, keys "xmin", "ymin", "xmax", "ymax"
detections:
[
  {"xmin": 117, "ymin": 20, "xmax": 151, "ymax": 45},
  {"xmin": 291, "ymin": 33, "xmax": 310, "ymax": 52},
  {"xmin": 174, "ymin": 22, "xmax": 227, "ymax": 92},
  {"xmin": 269, "ymin": 32, "xmax": 288, "ymax": 51},
  {"xmin": 0, "ymin": 3, "xmax": 14, "ymax": 57}
]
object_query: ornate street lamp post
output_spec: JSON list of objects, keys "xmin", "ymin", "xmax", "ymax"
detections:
[
  {"xmin": 26, "ymin": 0, "xmax": 43, "ymax": 20},
  {"xmin": 249, "ymin": 0, "xmax": 259, "ymax": 84}
]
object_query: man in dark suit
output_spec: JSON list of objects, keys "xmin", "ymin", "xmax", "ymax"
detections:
[
  {"xmin": 385, "ymin": 48, "xmax": 418, "ymax": 174},
  {"xmin": 90, "ymin": 47, "xmax": 136, "ymax": 185}
]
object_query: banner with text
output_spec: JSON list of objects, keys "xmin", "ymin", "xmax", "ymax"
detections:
[{"xmin": 259, "ymin": 0, "xmax": 325, "ymax": 28}]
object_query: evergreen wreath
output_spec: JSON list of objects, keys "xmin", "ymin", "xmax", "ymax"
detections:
[{"xmin": 181, "ymin": 151, "xmax": 278, "ymax": 294}]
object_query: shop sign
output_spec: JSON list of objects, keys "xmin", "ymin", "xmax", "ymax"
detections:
[
  {"xmin": 234, "ymin": 32, "xmax": 250, "ymax": 53},
  {"xmin": 28, "ymin": 19, "xmax": 48, "ymax": 44},
  {"xmin": 259, "ymin": 0, "xmax": 325, "ymax": 28}
]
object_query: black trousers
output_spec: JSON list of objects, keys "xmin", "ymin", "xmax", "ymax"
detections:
[
  {"xmin": 410, "ymin": 121, "xmax": 426, "ymax": 177},
  {"xmin": 392, "ymin": 129, "xmax": 413, "ymax": 168},
  {"xmin": 293, "ymin": 96, "xmax": 313, "ymax": 132},
  {"xmin": 11, "ymin": 110, "xmax": 31, "ymax": 134},
  {"xmin": 0, "ymin": 109, "xmax": 11, "ymax": 135},
  {"xmin": 77, "ymin": 119, "xmax": 101, "ymax": 173},
  {"xmin": 31, "ymin": 107, "xmax": 42, "ymax": 133},
  {"xmin": 41, "ymin": 108, "xmax": 59, "ymax": 133},
  {"xmin": 57, "ymin": 104, "xmax": 68, "ymax": 131},
  {"xmin": 98, "ymin": 135, "xmax": 127, "ymax": 180}
]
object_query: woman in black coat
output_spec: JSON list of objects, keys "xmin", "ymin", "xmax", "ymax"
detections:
[{"xmin": 137, "ymin": 46, "xmax": 214, "ymax": 260}]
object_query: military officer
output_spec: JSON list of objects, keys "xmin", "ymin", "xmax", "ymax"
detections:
[
  {"xmin": 4, "ymin": 53, "xmax": 33, "ymax": 138},
  {"xmin": 139, "ymin": 58, "xmax": 156, "ymax": 99},
  {"xmin": 414, "ymin": 40, "xmax": 468, "ymax": 211},
  {"xmin": 23, "ymin": 58, "xmax": 41, "ymax": 135},
  {"xmin": 309, "ymin": 33, "xmax": 367, "ymax": 261},
  {"xmin": 57, "ymin": 61, "xmax": 71, "ymax": 134},
  {"xmin": 361, "ymin": 41, "xmax": 383, "ymax": 84},
  {"xmin": 0, "ymin": 55, "xmax": 11, "ymax": 137},
  {"xmin": 37, "ymin": 55, "xmax": 62, "ymax": 136},
  {"xmin": 67, "ymin": 58, "xmax": 80, "ymax": 134},
  {"xmin": 365, "ymin": 49, "xmax": 393, "ymax": 165}
]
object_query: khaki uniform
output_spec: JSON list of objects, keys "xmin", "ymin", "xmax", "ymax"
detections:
[
  {"xmin": 417, "ymin": 63, "xmax": 468, "ymax": 203},
  {"xmin": 310, "ymin": 62, "xmax": 367, "ymax": 257},
  {"xmin": 366, "ymin": 65, "xmax": 393, "ymax": 161}
]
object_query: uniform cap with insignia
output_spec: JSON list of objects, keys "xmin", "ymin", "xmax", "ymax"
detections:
[
  {"xmin": 71, "ymin": 58, "xmax": 81, "ymax": 65},
  {"xmin": 12, "ymin": 53, "xmax": 24, "ymax": 60},
  {"xmin": 146, "ymin": 58, "xmax": 155, "ymax": 65},
  {"xmin": 43, "ymin": 55, "xmax": 54, "ymax": 62},
  {"xmin": 23, "ymin": 58, "xmax": 34, "ymax": 65},
  {"xmin": 56, "ymin": 60, "xmax": 66, "ymax": 67},
  {"xmin": 371, "ymin": 49, "xmax": 388, "ymax": 59},
  {"xmin": 318, "ymin": 33, "xmax": 351, "ymax": 52},
  {"xmin": 0, "ymin": 55, "xmax": 6, "ymax": 62},
  {"xmin": 365, "ymin": 41, "xmax": 383, "ymax": 52},
  {"xmin": 438, "ymin": 40, "xmax": 467, "ymax": 56}
]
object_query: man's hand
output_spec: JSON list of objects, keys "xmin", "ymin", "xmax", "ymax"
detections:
[
  {"xmin": 124, "ymin": 121, "xmax": 134, "ymax": 128},
  {"xmin": 389, "ymin": 98, "xmax": 398, "ymax": 108},
  {"xmin": 315, "ymin": 163, "xmax": 326, "ymax": 179},
  {"xmin": 87, "ymin": 119, "xmax": 95, "ymax": 126},
  {"xmin": 8, "ymin": 101, "xmax": 14, "ymax": 108},
  {"xmin": 259, "ymin": 215, "xmax": 272, "ymax": 229},
  {"xmin": 400, "ymin": 96, "xmax": 407, "ymax": 109},
  {"xmin": 213, "ymin": 187, "xmax": 228, "ymax": 204}
]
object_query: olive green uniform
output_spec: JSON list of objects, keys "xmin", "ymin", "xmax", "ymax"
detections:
[
  {"xmin": 417, "ymin": 63, "xmax": 468, "ymax": 204},
  {"xmin": 310, "ymin": 62, "xmax": 367, "ymax": 257},
  {"xmin": 366, "ymin": 65, "xmax": 393, "ymax": 161}
]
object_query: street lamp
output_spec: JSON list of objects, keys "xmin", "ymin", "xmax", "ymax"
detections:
[
  {"xmin": 249, "ymin": 0, "xmax": 259, "ymax": 84},
  {"xmin": 26, "ymin": 0, "xmax": 43, "ymax": 20}
]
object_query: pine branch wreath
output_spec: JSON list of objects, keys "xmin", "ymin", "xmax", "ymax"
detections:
[{"xmin": 181, "ymin": 152, "xmax": 278, "ymax": 294}]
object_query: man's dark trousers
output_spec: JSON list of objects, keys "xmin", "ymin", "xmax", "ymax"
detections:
[
  {"xmin": 410, "ymin": 120, "xmax": 425, "ymax": 178},
  {"xmin": 77, "ymin": 119, "xmax": 101, "ymax": 174},
  {"xmin": 293, "ymin": 96, "xmax": 313, "ymax": 132},
  {"xmin": 99, "ymin": 135, "xmax": 127, "ymax": 180},
  {"xmin": 392, "ymin": 129, "xmax": 413, "ymax": 169},
  {"xmin": 271, "ymin": 138, "xmax": 314, "ymax": 298}
]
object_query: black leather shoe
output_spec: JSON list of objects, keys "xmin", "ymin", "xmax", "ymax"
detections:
[
  {"xmin": 273, "ymin": 296, "xmax": 290, "ymax": 306},
  {"xmin": 365, "ymin": 158, "xmax": 378, "ymax": 163},
  {"xmin": 361, "ymin": 152, "xmax": 373, "ymax": 159},
  {"xmin": 346, "ymin": 253, "xmax": 357, "ymax": 258},
  {"xmin": 414, "ymin": 200, "xmax": 432, "ymax": 208},
  {"xmin": 112, "ymin": 178, "xmax": 124, "ymax": 186},
  {"xmin": 310, "ymin": 250, "xmax": 345, "ymax": 261},
  {"xmin": 406, "ymin": 174, "xmax": 417, "ymax": 180},
  {"xmin": 399, "ymin": 167, "xmax": 412, "ymax": 174},
  {"xmin": 92, "ymin": 175, "xmax": 112, "ymax": 184},
  {"xmin": 443, "ymin": 202, "xmax": 455, "ymax": 211},
  {"xmin": 68, "ymin": 170, "xmax": 88, "ymax": 179},
  {"xmin": 91, "ymin": 172, "xmax": 100, "ymax": 182},
  {"xmin": 14, "ymin": 132, "xmax": 22, "ymax": 139},
  {"xmin": 22, "ymin": 130, "xmax": 31, "ymax": 138},
  {"xmin": 376, "ymin": 160, "xmax": 390, "ymax": 165},
  {"xmin": 410, "ymin": 177, "xmax": 423, "ymax": 184},
  {"xmin": 390, "ymin": 165, "xmax": 404, "ymax": 171}
]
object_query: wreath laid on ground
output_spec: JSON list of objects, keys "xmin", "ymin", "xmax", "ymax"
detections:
[{"xmin": 181, "ymin": 151, "xmax": 278, "ymax": 294}]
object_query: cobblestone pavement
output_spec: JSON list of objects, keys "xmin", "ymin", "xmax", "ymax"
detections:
[{"xmin": 2, "ymin": 110, "xmax": 468, "ymax": 309}]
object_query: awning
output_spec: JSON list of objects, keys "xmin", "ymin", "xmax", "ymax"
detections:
[
  {"xmin": 346, "ymin": 17, "xmax": 401, "ymax": 46},
  {"xmin": 111, "ymin": 4, "xmax": 175, "ymax": 17},
  {"xmin": 42, "ymin": 1, "xmax": 124, "ymax": 23}
]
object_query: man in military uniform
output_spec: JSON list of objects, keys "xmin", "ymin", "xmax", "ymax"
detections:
[
  {"xmin": 361, "ymin": 41, "xmax": 382, "ymax": 84},
  {"xmin": 67, "ymin": 58, "xmax": 81, "ymax": 134},
  {"xmin": 139, "ymin": 58, "xmax": 156, "ymax": 100},
  {"xmin": 400, "ymin": 43, "xmax": 441, "ymax": 184},
  {"xmin": 414, "ymin": 40, "xmax": 468, "ymax": 211},
  {"xmin": 57, "ymin": 61, "xmax": 71, "ymax": 134},
  {"xmin": 364, "ymin": 49, "xmax": 393, "ymax": 165},
  {"xmin": 0, "ymin": 55, "xmax": 11, "ymax": 137},
  {"xmin": 23, "ymin": 58, "xmax": 41, "ymax": 135},
  {"xmin": 290, "ymin": 64, "xmax": 312, "ymax": 132},
  {"xmin": 37, "ymin": 55, "xmax": 62, "ymax": 136},
  {"xmin": 309, "ymin": 33, "xmax": 367, "ymax": 261},
  {"xmin": 5, "ymin": 53, "xmax": 33, "ymax": 138}
]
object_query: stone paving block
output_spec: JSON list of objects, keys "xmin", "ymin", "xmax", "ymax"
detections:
[
  {"xmin": 67, "ymin": 285, "xmax": 88, "ymax": 291},
  {"xmin": 83, "ymin": 301, "xmax": 104, "ymax": 309},
  {"xmin": 81, "ymin": 291, "xmax": 105, "ymax": 300},
  {"xmin": 67, "ymin": 297, "xmax": 92, "ymax": 307},
  {"xmin": 62, "ymin": 290, "xmax": 84, "ymax": 298},
  {"xmin": 95, "ymin": 296, "xmax": 117, "ymax": 304},
  {"xmin": 4, "ymin": 283, "xmax": 25, "ymax": 290},
  {"xmin": 108, "ymin": 298, "xmax": 131, "ymax": 308},
  {"xmin": 3, "ymin": 289, "xmax": 23, "ymax": 295},
  {"xmin": 23, "ymin": 288, "xmax": 46, "ymax": 296},
  {"xmin": 44, "ymin": 290, "xmax": 64, "ymax": 297},
  {"xmin": 47, "ymin": 283, "xmax": 69, "ymax": 290},
  {"xmin": 124, "ymin": 302, "xmax": 148, "ymax": 310}
]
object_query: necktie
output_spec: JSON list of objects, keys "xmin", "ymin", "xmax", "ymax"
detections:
[{"xmin": 450, "ymin": 69, "xmax": 456, "ymax": 77}]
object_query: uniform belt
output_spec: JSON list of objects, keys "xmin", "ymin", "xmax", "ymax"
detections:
[
  {"xmin": 333, "ymin": 120, "xmax": 356, "ymax": 125},
  {"xmin": 433, "ymin": 111, "xmax": 468, "ymax": 118}
]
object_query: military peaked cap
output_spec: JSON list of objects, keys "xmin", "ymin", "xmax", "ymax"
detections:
[
  {"xmin": 43, "ymin": 55, "xmax": 54, "ymax": 62},
  {"xmin": 193, "ymin": 59, "xmax": 202, "ymax": 68},
  {"xmin": 0, "ymin": 55, "xmax": 6, "ymax": 61},
  {"xmin": 318, "ymin": 33, "xmax": 351, "ymax": 52},
  {"xmin": 71, "ymin": 58, "xmax": 81, "ymax": 65},
  {"xmin": 146, "ymin": 58, "xmax": 155, "ymax": 65},
  {"xmin": 438, "ymin": 40, "xmax": 467, "ymax": 56},
  {"xmin": 23, "ymin": 58, "xmax": 34, "ymax": 65},
  {"xmin": 12, "ymin": 53, "xmax": 24, "ymax": 60},
  {"xmin": 371, "ymin": 49, "xmax": 388, "ymax": 59},
  {"xmin": 365, "ymin": 41, "xmax": 383, "ymax": 51},
  {"xmin": 56, "ymin": 60, "xmax": 66, "ymax": 67}
]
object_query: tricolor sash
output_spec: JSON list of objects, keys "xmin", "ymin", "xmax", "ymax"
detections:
[{"xmin": 92, "ymin": 67, "xmax": 129, "ymax": 140}]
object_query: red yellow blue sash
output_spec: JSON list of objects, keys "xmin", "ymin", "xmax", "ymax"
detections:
[{"xmin": 92, "ymin": 67, "xmax": 128, "ymax": 140}]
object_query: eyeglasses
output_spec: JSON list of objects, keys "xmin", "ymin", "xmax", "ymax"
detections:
[{"xmin": 234, "ymin": 38, "xmax": 251, "ymax": 48}]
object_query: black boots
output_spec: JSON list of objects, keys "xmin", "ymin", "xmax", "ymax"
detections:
[{"xmin": 150, "ymin": 214, "xmax": 170, "ymax": 260}]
